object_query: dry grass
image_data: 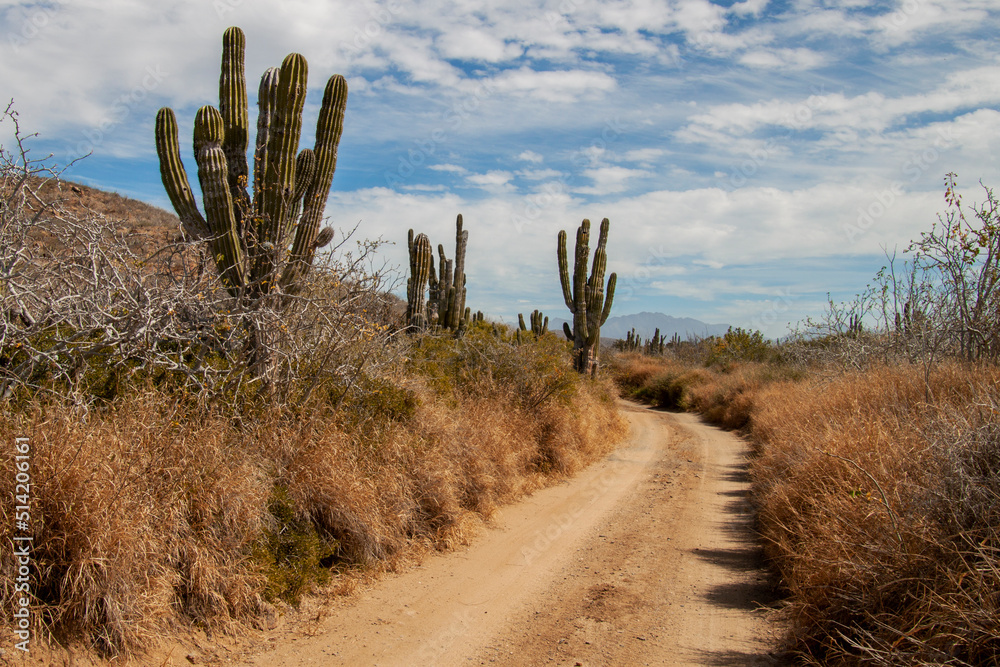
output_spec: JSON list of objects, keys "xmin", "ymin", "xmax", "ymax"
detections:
[
  {"xmin": 609, "ymin": 352, "xmax": 800, "ymax": 430},
  {"xmin": 0, "ymin": 331, "xmax": 625, "ymax": 658},
  {"xmin": 750, "ymin": 363, "xmax": 1000, "ymax": 665},
  {"xmin": 611, "ymin": 350, "xmax": 1000, "ymax": 663}
]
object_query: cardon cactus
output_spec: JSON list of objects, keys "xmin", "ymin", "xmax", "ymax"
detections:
[
  {"xmin": 429, "ymin": 214, "xmax": 468, "ymax": 331},
  {"xmin": 518, "ymin": 310, "xmax": 549, "ymax": 338},
  {"xmin": 645, "ymin": 328, "xmax": 666, "ymax": 355},
  {"xmin": 622, "ymin": 327, "xmax": 640, "ymax": 352},
  {"xmin": 558, "ymin": 218, "xmax": 616, "ymax": 376},
  {"xmin": 154, "ymin": 26, "xmax": 348, "ymax": 299},
  {"xmin": 406, "ymin": 229, "xmax": 433, "ymax": 331}
]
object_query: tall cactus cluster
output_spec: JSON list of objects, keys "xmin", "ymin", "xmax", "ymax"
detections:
[
  {"xmin": 155, "ymin": 26, "xmax": 347, "ymax": 299},
  {"xmin": 516, "ymin": 309, "xmax": 548, "ymax": 345},
  {"xmin": 646, "ymin": 328, "xmax": 666, "ymax": 355},
  {"xmin": 622, "ymin": 327, "xmax": 641, "ymax": 352},
  {"xmin": 519, "ymin": 310, "xmax": 549, "ymax": 337},
  {"xmin": 618, "ymin": 327, "xmax": 666, "ymax": 355},
  {"xmin": 558, "ymin": 218, "xmax": 616, "ymax": 376},
  {"xmin": 406, "ymin": 215, "xmax": 471, "ymax": 333},
  {"xmin": 431, "ymin": 214, "xmax": 469, "ymax": 330}
]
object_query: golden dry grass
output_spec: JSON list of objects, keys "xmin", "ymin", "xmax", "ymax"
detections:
[
  {"xmin": 750, "ymin": 363, "xmax": 1000, "ymax": 664},
  {"xmin": 610, "ymin": 350, "xmax": 1000, "ymax": 663},
  {"xmin": 0, "ymin": 339, "xmax": 625, "ymax": 657}
]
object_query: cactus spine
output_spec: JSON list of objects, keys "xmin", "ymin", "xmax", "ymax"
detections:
[
  {"xmin": 154, "ymin": 26, "xmax": 348, "ymax": 299},
  {"xmin": 558, "ymin": 218, "xmax": 616, "ymax": 376}
]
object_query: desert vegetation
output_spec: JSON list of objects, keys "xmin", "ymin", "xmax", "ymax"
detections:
[
  {"xmin": 0, "ymin": 29, "xmax": 626, "ymax": 657},
  {"xmin": 4, "ymin": 19, "xmax": 997, "ymax": 667},
  {"xmin": 610, "ymin": 175, "xmax": 1000, "ymax": 665}
]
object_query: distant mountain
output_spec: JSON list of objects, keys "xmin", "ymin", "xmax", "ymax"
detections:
[{"xmin": 549, "ymin": 312, "xmax": 730, "ymax": 341}]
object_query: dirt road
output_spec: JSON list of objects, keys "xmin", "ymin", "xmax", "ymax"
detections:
[{"xmin": 240, "ymin": 402, "xmax": 781, "ymax": 666}]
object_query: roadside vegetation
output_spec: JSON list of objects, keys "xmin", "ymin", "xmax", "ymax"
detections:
[
  {"xmin": 0, "ymin": 106, "xmax": 625, "ymax": 656},
  {"xmin": 609, "ymin": 175, "xmax": 1000, "ymax": 665}
]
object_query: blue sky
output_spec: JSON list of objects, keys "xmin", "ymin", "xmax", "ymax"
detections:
[{"xmin": 3, "ymin": 0, "xmax": 1000, "ymax": 336}]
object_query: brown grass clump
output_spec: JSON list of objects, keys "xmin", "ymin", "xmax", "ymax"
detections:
[
  {"xmin": 609, "ymin": 353, "xmax": 800, "ymax": 430},
  {"xmin": 0, "ymin": 394, "xmax": 271, "ymax": 655},
  {"xmin": 611, "ymin": 348, "xmax": 1000, "ymax": 662},
  {"xmin": 0, "ymin": 328, "xmax": 625, "ymax": 658},
  {"xmin": 750, "ymin": 363, "xmax": 1000, "ymax": 664}
]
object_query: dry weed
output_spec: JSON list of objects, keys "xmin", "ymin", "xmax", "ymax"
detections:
[{"xmin": 750, "ymin": 363, "xmax": 1000, "ymax": 664}]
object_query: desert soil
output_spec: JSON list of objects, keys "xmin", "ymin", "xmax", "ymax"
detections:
[{"xmin": 226, "ymin": 401, "xmax": 783, "ymax": 666}]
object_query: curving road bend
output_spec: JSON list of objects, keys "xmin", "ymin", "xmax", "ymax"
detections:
[{"xmin": 239, "ymin": 401, "xmax": 782, "ymax": 666}]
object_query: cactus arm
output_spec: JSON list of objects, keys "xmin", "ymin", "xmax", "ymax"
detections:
[
  {"xmin": 193, "ymin": 106, "xmax": 245, "ymax": 293},
  {"xmin": 253, "ymin": 67, "xmax": 279, "ymax": 221},
  {"xmin": 254, "ymin": 53, "xmax": 307, "ymax": 287},
  {"xmin": 450, "ymin": 214, "xmax": 468, "ymax": 329},
  {"xmin": 286, "ymin": 148, "xmax": 316, "ymax": 233},
  {"xmin": 557, "ymin": 229, "xmax": 574, "ymax": 312},
  {"xmin": 154, "ymin": 108, "xmax": 209, "ymax": 240},
  {"xmin": 601, "ymin": 272, "xmax": 616, "ymax": 325},
  {"xmin": 518, "ymin": 313, "xmax": 527, "ymax": 331},
  {"xmin": 573, "ymin": 219, "xmax": 592, "ymax": 341},
  {"xmin": 219, "ymin": 26, "xmax": 251, "ymax": 235},
  {"xmin": 563, "ymin": 321, "xmax": 573, "ymax": 341},
  {"xmin": 284, "ymin": 75, "xmax": 348, "ymax": 285}
]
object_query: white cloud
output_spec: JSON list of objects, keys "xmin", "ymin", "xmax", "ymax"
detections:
[
  {"xmin": 728, "ymin": 0, "xmax": 769, "ymax": 17},
  {"xmin": 678, "ymin": 65, "xmax": 1000, "ymax": 144},
  {"xmin": 7, "ymin": 0, "xmax": 1000, "ymax": 336},
  {"xmin": 575, "ymin": 166, "xmax": 651, "ymax": 195},
  {"xmin": 489, "ymin": 67, "xmax": 617, "ymax": 103},
  {"xmin": 466, "ymin": 170, "xmax": 514, "ymax": 190},
  {"xmin": 516, "ymin": 168, "xmax": 563, "ymax": 180},
  {"xmin": 739, "ymin": 47, "xmax": 824, "ymax": 70},
  {"xmin": 430, "ymin": 164, "xmax": 469, "ymax": 174},
  {"xmin": 436, "ymin": 28, "xmax": 522, "ymax": 62},
  {"xmin": 623, "ymin": 148, "xmax": 666, "ymax": 165}
]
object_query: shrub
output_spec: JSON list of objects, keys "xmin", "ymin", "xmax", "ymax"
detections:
[{"xmin": 705, "ymin": 326, "xmax": 774, "ymax": 366}]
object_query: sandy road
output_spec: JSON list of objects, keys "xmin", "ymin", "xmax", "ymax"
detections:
[{"xmin": 239, "ymin": 402, "xmax": 781, "ymax": 666}]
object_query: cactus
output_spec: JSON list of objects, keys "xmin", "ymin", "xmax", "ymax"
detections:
[
  {"xmin": 618, "ymin": 327, "xmax": 640, "ymax": 352},
  {"xmin": 557, "ymin": 218, "xmax": 616, "ymax": 376},
  {"xmin": 155, "ymin": 26, "xmax": 348, "ymax": 299},
  {"xmin": 428, "ymin": 214, "xmax": 468, "ymax": 331},
  {"xmin": 645, "ymin": 328, "xmax": 666, "ymax": 355},
  {"xmin": 518, "ymin": 309, "xmax": 548, "ymax": 339},
  {"xmin": 406, "ymin": 229, "xmax": 433, "ymax": 331}
]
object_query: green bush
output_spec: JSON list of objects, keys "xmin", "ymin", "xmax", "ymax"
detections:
[
  {"xmin": 407, "ymin": 322, "xmax": 579, "ymax": 410},
  {"xmin": 705, "ymin": 326, "xmax": 773, "ymax": 366},
  {"xmin": 252, "ymin": 487, "xmax": 339, "ymax": 606}
]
